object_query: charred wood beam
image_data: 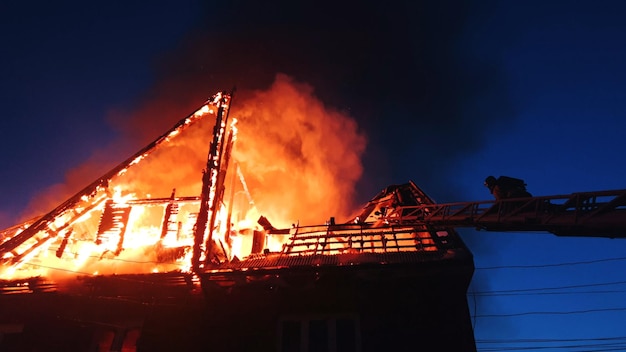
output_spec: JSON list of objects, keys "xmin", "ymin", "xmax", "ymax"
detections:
[
  {"xmin": 114, "ymin": 209, "xmax": 131, "ymax": 256},
  {"xmin": 55, "ymin": 229, "xmax": 73, "ymax": 258},
  {"xmin": 11, "ymin": 234, "xmax": 56, "ymax": 265},
  {"xmin": 4, "ymin": 200, "xmax": 104, "ymax": 264},
  {"xmin": 160, "ymin": 189, "xmax": 177, "ymax": 240},
  {"xmin": 193, "ymin": 92, "xmax": 232, "ymax": 271},
  {"xmin": 224, "ymin": 162, "xmax": 238, "ymax": 261},
  {"xmin": 0, "ymin": 96, "xmax": 222, "ymax": 257},
  {"xmin": 95, "ymin": 201, "xmax": 131, "ymax": 255},
  {"xmin": 126, "ymin": 196, "xmax": 200, "ymax": 205},
  {"xmin": 204, "ymin": 125, "xmax": 236, "ymax": 266}
]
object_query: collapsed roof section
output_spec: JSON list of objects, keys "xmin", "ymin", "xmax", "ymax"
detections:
[{"xmin": 213, "ymin": 181, "xmax": 469, "ymax": 271}]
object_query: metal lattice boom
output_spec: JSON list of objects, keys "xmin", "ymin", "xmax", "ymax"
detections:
[{"xmin": 381, "ymin": 189, "xmax": 626, "ymax": 238}]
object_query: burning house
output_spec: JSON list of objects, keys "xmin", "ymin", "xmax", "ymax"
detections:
[{"xmin": 0, "ymin": 91, "xmax": 476, "ymax": 351}]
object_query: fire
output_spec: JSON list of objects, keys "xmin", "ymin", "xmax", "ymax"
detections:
[
  {"xmin": 233, "ymin": 74, "xmax": 366, "ymax": 227},
  {"xmin": 0, "ymin": 75, "xmax": 367, "ymax": 280}
]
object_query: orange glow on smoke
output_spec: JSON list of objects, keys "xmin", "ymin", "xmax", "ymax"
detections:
[
  {"xmin": 233, "ymin": 74, "xmax": 366, "ymax": 227},
  {"xmin": 0, "ymin": 74, "xmax": 367, "ymax": 280}
]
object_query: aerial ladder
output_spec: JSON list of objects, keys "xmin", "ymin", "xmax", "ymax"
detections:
[
  {"xmin": 262, "ymin": 182, "xmax": 626, "ymax": 260},
  {"xmin": 373, "ymin": 182, "xmax": 626, "ymax": 239}
]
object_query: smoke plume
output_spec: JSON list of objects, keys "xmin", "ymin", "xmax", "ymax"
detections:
[{"xmin": 142, "ymin": 0, "xmax": 512, "ymax": 202}]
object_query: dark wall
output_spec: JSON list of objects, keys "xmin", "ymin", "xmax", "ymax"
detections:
[
  {"xmin": 0, "ymin": 260, "xmax": 474, "ymax": 351},
  {"xmin": 201, "ymin": 262, "xmax": 475, "ymax": 351}
]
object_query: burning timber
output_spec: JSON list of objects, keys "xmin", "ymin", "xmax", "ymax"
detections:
[{"xmin": 0, "ymin": 92, "xmax": 476, "ymax": 351}]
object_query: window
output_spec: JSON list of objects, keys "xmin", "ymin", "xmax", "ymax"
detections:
[{"xmin": 279, "ymin": 315, "xmax": 360, "ymax": 352}]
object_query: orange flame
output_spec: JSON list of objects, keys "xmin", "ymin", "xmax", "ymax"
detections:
[{"xmin": 1, "ymin": 74, "xmax": 366, "ymax": 280}]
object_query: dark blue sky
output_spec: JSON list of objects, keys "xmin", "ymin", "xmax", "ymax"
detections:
[{"xmin": 2, "ymin": 1, "xmax": 626, "ymax": 349}]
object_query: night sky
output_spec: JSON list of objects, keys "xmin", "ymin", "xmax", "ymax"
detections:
[{"xmin": 3, "ymin": 1, "xmax": 626, "ymax": 350}]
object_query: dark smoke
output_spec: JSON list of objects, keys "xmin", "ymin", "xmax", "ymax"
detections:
[
  {"xmin": 126, "ymin": 0, "xmax": 514, "ymax": 205},
  {"xmin": 17, "ymin": 1, "xmax": 514, "ymax": 234}
]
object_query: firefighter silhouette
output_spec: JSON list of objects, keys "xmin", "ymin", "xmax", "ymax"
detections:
[{"xmin": 484, "ymin": 176, "xmax": 532, "ymax": 201}]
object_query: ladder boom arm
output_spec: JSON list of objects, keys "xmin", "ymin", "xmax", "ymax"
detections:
[{"xmin": 381, "ymin": 189, "xmax": 626, "ymax": 238}]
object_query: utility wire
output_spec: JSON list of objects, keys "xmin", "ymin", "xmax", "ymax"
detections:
[
  {"xmin": 473, "ymin": 289, "xmax": 626, "ymax": 297},
  {"xmin": 476, "ymin": 256, "xmax": 626, "ymax": 270},
  {"xmin": 25, "ymin": 247, "xmax": 626, "ymax": 298},
  {"xmin": 473, "ymin": 279, "xmax": 626, "ymax": 295},
  {"xmin": 476, "ymin": 306, "xmax": 626, "ymax": 318},
  {"xmin": 477, "ymin": 336, "xmax": 626, "ymax": 344},
  {"xmin": 477, "ymin": 341, "xmax": 626, "ymax": 352}
]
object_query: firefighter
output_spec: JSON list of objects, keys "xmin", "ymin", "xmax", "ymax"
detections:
[
  {"xmin": 484, "ymin": 176, "xmax": 505, "ymax": 200},
  {"xmin": 484, "ymin": 175, "xmax": 532, "ymax": 200}
]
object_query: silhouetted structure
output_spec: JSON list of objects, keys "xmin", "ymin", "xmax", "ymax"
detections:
[
  {"xmin": 3, "ymin": 92, "xmax": 625, "ymax": 351},
  {"xmin": 0, "ymin": 182, "xmax": 476, "ymax": 351}
]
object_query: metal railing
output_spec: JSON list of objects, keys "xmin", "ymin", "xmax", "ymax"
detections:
[
  {"xmin": 380, "ymin": 189, "xmax": 626, "ymax": 238},
  {"xmin": 281, "ymin": 223, "xmax": 451, "ymax": 256}
]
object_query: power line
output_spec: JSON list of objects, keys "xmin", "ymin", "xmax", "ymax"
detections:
[
  {"xmin": 476, "ymin": 306, "xmax": 626, "ymax": 318},
  {"xmin": 23, "ymin": 250, "xmax": 626, "ymax": 298},
  {"xmin": 41, "ymin": 245, "xmax": 186, "ymax": 265},
  {"xmin": 476, "ymin": 256, "xmax": 626, "ymax": 270},
  {"xmin": 478, "ymin": 346, "xmax": 626, "ymax": 352},
  {"xmin": 18, "ymin": 258, "xmax": 187, "ymax": 277},
  {"xmin": 476, "ymin": 338, "xmax": 626, "ymax": 352},
  {"xmin": 472, "ymin": 289, "xmax": 626, "ymax": 297},
  {"xmin": 473, "ymin": 279, "xmax": 626, "ymax": 295},
  {"xmin": 477, "ymin": 336, "xmax": 626, "ymax": 344},
  {"xmin": 19, "ymin": 261, "xmax": 92, "ymax": 276}
]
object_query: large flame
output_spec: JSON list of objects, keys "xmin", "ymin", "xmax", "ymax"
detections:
[
  {"xmin": 0, "ymin": 75, "xmax": 366, "ymax": 280},
  {"xmin": 234, "ymin": 74, "xmax": 366, "ymax": 227}
]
